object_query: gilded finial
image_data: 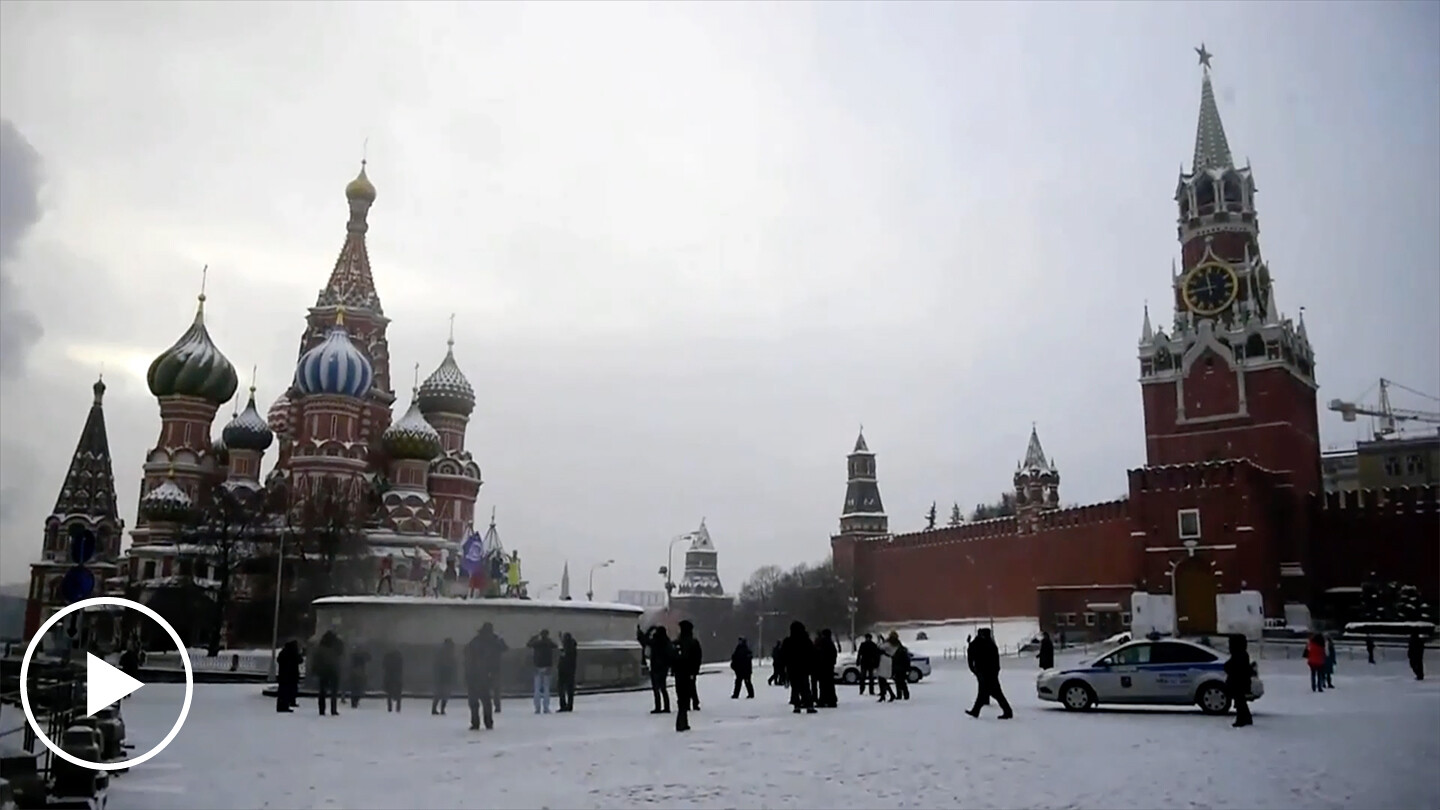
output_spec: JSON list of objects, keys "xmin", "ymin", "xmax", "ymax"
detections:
[
  {"xmin": 250, "ymin": 365, "xmax": 258, "ymax": 396},
  {"xmin": 448, "ymin": 313, "xmax": 456, "ymax": 347},
  {"xmin": 335, "ymin": 305, "xmax": 347, "ymax": 327},
  {"xmin": 166, "ymin": 461, "xmax": 176, "ymax": 479},
  {"xmin": 413, "ymin": 361, "xmax": 420, "ymax": 393},
  {"xmin": 194, "ymin": 264, "xmax": 209, "ymax": 319}
]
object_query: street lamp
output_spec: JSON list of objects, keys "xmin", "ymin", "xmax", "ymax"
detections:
[
  {"xmin": 662, "ymin": 534, "xmax": 688, "ymax": 609},
  {"xmin": 267, "ymin": 528, "xmax": 288, "ymax": 681},
  {"xmin": 587, "ymin": 560, "xmax": 614, "ymax": 602}
]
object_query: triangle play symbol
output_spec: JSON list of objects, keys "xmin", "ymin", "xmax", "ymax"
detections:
[{"xmin": 86, "ymin": 652, "xmax": 144, "ymax": 717}]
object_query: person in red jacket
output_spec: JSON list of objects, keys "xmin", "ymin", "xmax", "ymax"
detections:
[{"xmin": 1305, "ymin": 634, "xmax": 1327, "ymax": 692}]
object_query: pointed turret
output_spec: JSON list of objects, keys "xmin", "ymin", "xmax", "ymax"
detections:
[
  {"xmin": 1191, "ymin": 45, "xmax": 1234, "ymax": 173},
  {"xmin": 318, "ymin": 162, "xmax": 383, "ymax": 313},
  {"xmin": 560, "ymin": 561, "xmax": 572, "ymax": 600},
  {"xmin": 839, "ymin": 428, "xmax": 887, "ymax": 536},
  {"xmin": 41, "ymin": 377, "xmax": 124, "ymax": 560},
  {"xmin": 419, "ymin": 315, "xmax": 483, "ymax": 541},
  {"xmin": 677, "ymin": 518, "xmax": 724, "ymax": 597},
  {"xmin": 1140, "ymin": 303, "xmax": 1154, "ymax": 345},
  {"xmin": 1014, "ymin": 424, "xmax": 1060, "ymax": 520}
]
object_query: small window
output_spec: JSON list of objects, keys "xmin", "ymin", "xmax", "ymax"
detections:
[
  {"xmin": 1178, "ymin": 509, "xmax": 1201, "ymax": 540},
  {"xmin": 1099, "ymin": 643, "xmax": 1152, "ymax": 667},
  {"xmin": 1406, "ymin": 454, "xmax": 1425, "ymax": 475},
  {"xmin": 1121, "ymin": 611, "xmax": 1132, "ymax": 626},
  {"xmin": 1384, "ymin": 456, "xmax": 1402, "ymax": 476},
  {"xmin": 1084, "ymin": 612, "xmax": 1097, "ymax": 627},
  {"xmin": 1152, "ymin": 642, "xmax": 1218, "ymax": 664},
  {"xmin": 143, "ymin": 561, "xmax": 157, "ymax": 580}
]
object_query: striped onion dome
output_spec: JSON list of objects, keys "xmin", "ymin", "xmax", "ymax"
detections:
[
  {"xmin": 417, "ymin": 343, "xmax": 474, "ymax": 417},
  {"xmin": 382, "ymin": 392, "xmax": 443, "ymax": 460},
  {"xmin": 294, "ymin": 311, "xmax": 373, "ymax": 399},
  {"xmin": 147, "ymin": 295, "xmax": 239, "ymax": 404},
  {"xmin": 222, "ymin": 387, "xmax": 275, "ymax": 452},
  {"xmin": 139, "ymin": 475, "xmax": 192, "ymax": 522},
  {"xmin": 266, "ymin": 392, "xmax": 292, "ymax": 437}
]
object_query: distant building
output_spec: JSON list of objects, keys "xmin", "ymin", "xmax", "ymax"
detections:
[
  {"xmin": 1321, "ymin": 447, "xmax": 1360, "ymax": 493},
  {"xmin": 615, "ymin": 590, "xmax": 666, "ymax": 609},
  {"xmin": 1356, "ymin": 432, "xmax": 1439, "ymax": 490}
]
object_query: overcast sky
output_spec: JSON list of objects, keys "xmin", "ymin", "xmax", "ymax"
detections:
[{"xmin": 1, "ymin": 2, "xmax": 1436, "ymax": 596}]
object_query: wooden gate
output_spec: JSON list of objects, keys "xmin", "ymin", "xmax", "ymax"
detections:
[{"xmin": 1174, "ymin": 559, "xmax": 1218, "ymax": 636}]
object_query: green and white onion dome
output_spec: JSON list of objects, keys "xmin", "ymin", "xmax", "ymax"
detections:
[
  {"xmin": 146, "ymin": 296, "xmax": 239, "ymax": 404},
  {"xmin": 139, "ymin": 475, "xmax": 192, "ymax": 522},
  {"xmin": 222, "ymin": 387, "xmax": 275, "ymax": 452},
  {"xmin": 382, "ymin": 394, "xmax": 443, "ymax": 461},
  {"xmin": 416, "ymin": 344, "xmax": 474, "ymax": 417}
]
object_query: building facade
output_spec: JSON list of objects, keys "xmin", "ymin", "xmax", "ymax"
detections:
[
  {"xmin": 25, "ymin": 165, "xmax": 485, "ymax": 640},
  {"xmin": 831, "ymin": 54, "xmax": 1439, "ymax": 638}
]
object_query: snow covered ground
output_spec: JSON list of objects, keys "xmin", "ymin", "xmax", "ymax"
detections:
[{"xmin": 93, "ymin": 649, "xmax": 1439, "ymax": 809}]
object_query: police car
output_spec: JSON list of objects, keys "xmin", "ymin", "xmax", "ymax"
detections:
[
  {"xmin": 1035, "ymin": 637, "xmax": 1263, "ymax": 715},
  {"xmin": 836, "ymin": 652, "xmax": 933, "ymax": 684}
]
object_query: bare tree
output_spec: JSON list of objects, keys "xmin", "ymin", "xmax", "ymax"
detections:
[
  {"xmin": 289, "ymin": 476, "xmax": 372, "ymax": 596},
  {"xmin": 179, "ymin": 482, "xmax": 281, "ymax": 656},
  {"xmin": 948, "ymin": 502, "xmax": 963, "ymax": 527}
]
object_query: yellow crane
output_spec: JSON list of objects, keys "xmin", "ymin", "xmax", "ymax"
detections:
[{"xmin": 1327, "ymin": 378, "xmax": 1440, "ymax": 440}]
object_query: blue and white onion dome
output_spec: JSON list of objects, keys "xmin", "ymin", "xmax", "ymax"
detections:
[
  {"xmin": 223, "ymin": 386, "xmax": 275, "ymax": 452},
  {"xmin": 382, "ymin": 391, "xmax": 443, "ymax": 460},
  {"xmin": 417, "ymin": 341, "xmax": 475, "ymax": 417},
  {"xmin": 293, "ymin": 309, "xmax": 374, "ymax": 398},
  {"xmin": 147, "ymin": 292, "xmax": 239, "ymax": 405},
  {"xmin": 139, "ymin": 472, "xmax": 192, "ymax": 522}
]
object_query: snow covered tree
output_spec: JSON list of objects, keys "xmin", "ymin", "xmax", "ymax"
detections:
[
  {"xmin": 948, "ymin": 503, "xmax": 963, "ymax": 527},
  {"xmin": 925, "ymin": 502, "xmax": 938, "ymax": 530},
  {"xmin": 970, "ymin": 492, "xmax": 1018, "ymax": 521}
]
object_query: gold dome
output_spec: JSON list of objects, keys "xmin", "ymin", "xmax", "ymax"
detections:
[{"xmin": 345, "ymin": 161, "xmax": 377, "ymax": 203}]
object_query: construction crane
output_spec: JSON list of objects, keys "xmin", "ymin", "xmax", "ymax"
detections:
[{"xmin": 1328, "ymin": 378, "xmax": 1440, "ymax": 440}]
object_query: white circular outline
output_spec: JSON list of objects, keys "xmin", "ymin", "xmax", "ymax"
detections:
[{"xmin": 20, "ymin": 596, "xmax": 194, "ymax": 772}]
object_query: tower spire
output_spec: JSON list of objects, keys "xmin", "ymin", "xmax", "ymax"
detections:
[
  {"xmin": 1140, "ymin": 301, "xmax": 1154, "ymax": 344},
  {"xmin": 52, "ymin": 379, "xmax": 120, "ymax": 521},
  {"xmin": 195, "ymin": 264, "xmax": 209, "ymax": 321},
  {"xmin": 1191, "ymin": 45, "xmax": 1234, "ymax": 173}
]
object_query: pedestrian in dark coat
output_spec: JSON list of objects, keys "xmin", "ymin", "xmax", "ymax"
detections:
[
  {"xmin": 857, "ymin": 633, "xmax": 881, "ymax": 695},
  {"xmin": 276, "ymin": 640, "xmax": 301, "ymax": 713},
  {"xmin": 527, "ymin": 629, "xmax": 559, "ymax": 714},
  {"xmin": 464, "ymin": 623, "xmax": 506, "ymax": 731},
  {"xmin": 382, "ymin": 649, "xmax": 405, "ymax": 712},
  {"xmin": 1365, "ymin": 635, "xmax": 1376, "ymax": 665},
  {"xmin": 890, "ymin": 640, "xmax": 912, "ymax": 701},
  {"xmin": 1323, "ymin": 636, "xmax": 1337, "ymax": 689},
  {"xmin": 1408, "ymin": 632, "xmax": 1426, "ymax": 681},
  {"xmin": 313, "ymin": 630, "xmax": 344, "ymax": 716},
  {"xmin": 671, "ymin": 621, "xmax": 703, "ymax": 732},
  {"xmin": 782, "ymin": 621, "xmax": 818, "ymax": 714},
  {"xmin": 730, "ymin": 637, "xmax": 755, "ymax": 699},
  {"xmin": 815, "ymin": 629, "xmax": 839, "ymax": 707},
  {"xmin": 432, "ymin": 638, "xmax": 456, "ymax": 715},
  {"xmin": 769, "ymin": 640, "xmax": 786, "ymax": 687},
  {"xmin": 1038, "ymin": 631, "xmax": 1055, "ymax": 670},
  {"xmin": 645, "ymin": 626, "xmax": 672, "ymax": 714},
  {"xmin": 347, "ymin": 647, "xmax": 371, "ymax": 709},
  {"xmin": 557, "ymin": 632, "xmax": 579, "ymax": 712},
  {"xmin": 964, "ymin": 627, "xmax": 1013, "ymax": 719},
  {"xmin": 1224, "ymin": 634, "xmax": 1254, "ymax": 728}
]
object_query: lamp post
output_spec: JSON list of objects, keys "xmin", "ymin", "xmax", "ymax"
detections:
[
  {"xmin": 756, "ymin": 610, "xmax": 783, "ymax": 662},
  {"xmin": 587, "ymin": 560, "xmax": 614, "ymax": 602},
  {"xmin": 662, "ymin": 534, "xmax": 688, "ymax": 609},
  {"xmin": 267, "ymin": 528, "xmax": 287, "ymax": 682}
]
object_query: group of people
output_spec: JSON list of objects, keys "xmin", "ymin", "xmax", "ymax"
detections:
[{"xmin": 637, "ymin": 621, "xmax": 705, "ymax": 731}]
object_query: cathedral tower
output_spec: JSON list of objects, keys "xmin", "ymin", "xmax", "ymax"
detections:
[
  {"xmin": 1138, "ymin": 46, "xmax": 1320, "ymax": 495},
  {"xmin": 288, "ymin": 309, "xmax": 375, "ymax": 495},
  {"xmin": 1013, "ymin": 425, "xmax": 1060, "ymax": 530},
  {"xmin": 417, "ymin": 327, "xmax": 483, "ymax": 541}
]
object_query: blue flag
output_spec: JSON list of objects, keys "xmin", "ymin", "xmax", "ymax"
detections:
[{"xmin": 460, "ymin": 530, "xmax": 485, "ymax": 577}]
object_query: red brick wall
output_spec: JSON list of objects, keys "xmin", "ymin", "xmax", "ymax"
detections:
[{"xmin": 1307, "ymin": 487, "xmax": 1440, "ymax": 602}]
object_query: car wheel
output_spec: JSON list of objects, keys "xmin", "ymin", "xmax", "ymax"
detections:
[
  {"xmin": 841, "ymin": 668, "xmax": 860, "ymax": 685},
  {"xmin": 1196, "ymin": 683, "xmax": 1231, "ymax": 715},
  {"xmin": 1060, "ymin": 681, "xmax": 1096, "ymax": 711},
  {"xmin": 907, "ymin": 667, "xmax": 922, "ymax": 684}
]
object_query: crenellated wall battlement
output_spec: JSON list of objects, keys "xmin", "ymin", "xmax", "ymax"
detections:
[
  {"xmin": 1316, "ymin": 485, "xmax": 1438, "ymax": 513},
  {"xmin": 1127, "ymin": 457, "xmax": 1286, "ymax": 493}
]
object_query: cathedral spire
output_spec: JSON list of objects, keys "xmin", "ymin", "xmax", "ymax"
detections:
[
  {"xmin": 318, "ymin": 162, "xmax": 384, "ymax": 314},
  {"xmin": 1020, "ymin": 423, "xmax": 1055, "ymax": 473},
  {"xmin": 1140, "ymin": 302, "xmax": 1154, "ymax": 345},
  {"xmin": 1191, "ymin": 45, "xmax": 1235, "ymax": 173},
  {"xmin": 840, "ymin": 430, "xmax": 887, "ymax": 536},
  {"xmin": 52, "ymin": 377, "xmax": 120, "ymax": 521}
]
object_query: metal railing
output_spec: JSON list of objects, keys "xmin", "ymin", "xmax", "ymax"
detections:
[{"xmin": 0, "ymin": 656, "xmax": 86, "ymax": 787}]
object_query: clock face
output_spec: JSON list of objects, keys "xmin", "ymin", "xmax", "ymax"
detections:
[{"xmin": 1182, "ymin": 262, "xmax": 1239, "ymax": 316}]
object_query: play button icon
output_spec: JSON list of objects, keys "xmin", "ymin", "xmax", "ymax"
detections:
[
  {"xmin": 20, "ymin": 596, "xmax": 194, "ymax": 772},
  {"xmin": 85, "ymin": 652, "xmax": 145, "ymax": 716}
]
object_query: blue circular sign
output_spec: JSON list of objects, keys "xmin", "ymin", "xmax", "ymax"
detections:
[
  {"xmin": 68, "ymin": 525, "xmax": 97, "ymax": 565},
  {"xmin": 60, "ymin": 567, "xmax": 96, "ymax": 604}
]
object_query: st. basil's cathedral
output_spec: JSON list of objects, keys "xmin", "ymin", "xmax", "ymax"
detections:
[{"xmin": 24, "ymin": 164, "xmax": 486, "ymax": 640}]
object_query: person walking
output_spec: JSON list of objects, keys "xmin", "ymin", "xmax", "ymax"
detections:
[
  {"xmin": 275, "ymin": 640, "xmax": 301, "ymax": 713},
  {"xmin": 527, "ymin": 629, "xmax": 559, "ymax": 714},
  {"xmin": 382, "ymin": 648, "xmax": 405, "ymax": 712},
  {"xmin": 1365, "ymin": 634, "xmax": 1376, "ymax": 665},
  {"xmin": 890, "ymin": 638, "xmax": 913, "ymax": 702},
  {"xmin": 1038, "ymin": 631, "xmax": 1055, "ymax": 670},
  {"xmin": 671, "ymin": 620, "xmax": 703, "ymax": 732},
  {"xmin": 557, "ymin": 632, "xmax": 578, "ymax": 713},
  {"xmin": 875, "ymin": 633, "xmax": 898, "ymax": 703},
  {"xmin": 1408, "ymin": 632, "xmax": 1426, "ymax": 681},
  {"xmin": 857, "ymin": 633, "xmax": 881, "ymax": 695},
  {"xmin": 313, "ymin": 630, "xmax": 344, "ymax": 717},
  {"xmin": 464, "ymin": 623, "xmax": 505, "ymax": 731},
  {"xmin": 815, "ymin": 629, "xmax": 839, "ymax": 708},
  {"xmin": 730, "ymin": 637, "xmax": 755, "ymax": 699},
  {"xmin": 645, "ymin": 626, "xmax": 672, "ymax": 714},
  {"xmin": 769, "ymin": 640, "xmax": 786, "ymax": 687},
  {"xmin": 347, "ymin": 646, "xmax": 371, "ymax": 709},
  {"xmin": 1305, "ymin": 634, "xmax": 1327, "ymax": 692},
  {"xmin": 783, "ymin": 621, "xmax": 818, "ymax": 714},
  {"xmin": 1224, "ymin": 634, "xmax": 1254, "ymax": 728},
  {"xmin": 1323, "ymin": 636, "xmax": 1337, "ymax": 689},
  {"xmin": 964, "ymin": 627, "xmax": 1013, "ymax": 719},
  {"xmin": 432, "ymin": 638, "xmax": 456, "ymax": 715}
]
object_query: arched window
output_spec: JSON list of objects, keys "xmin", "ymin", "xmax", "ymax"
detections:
[
  {"xmin": 1195, "ymin": 178, "xmax": 1216, "ymax": 215},
  {"xmin": 1222, "ymin": 177, "xmax": 1243, "ymax": 209},
  {"xmin": 1245, "ymin": 334, "xmax": 1265, "ymax": 359}
]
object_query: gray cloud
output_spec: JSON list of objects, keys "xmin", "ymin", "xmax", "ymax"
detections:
[{"xmin": 0, "ymin": 119, "xmax": 44, "ymax": 380}]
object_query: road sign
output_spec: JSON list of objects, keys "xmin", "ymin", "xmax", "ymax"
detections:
[
  {"xmin": 60, "ymin": 567, "xmax": 96, "ymax": 604},
  {"xmin": 68, "ymin": 525, "xmax": 97, "ymax": 565}
]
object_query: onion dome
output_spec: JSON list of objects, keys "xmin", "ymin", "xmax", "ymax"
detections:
[
  {"xmin": 417, "ymin": 339, "xmax": 474, "ymax": 417},
  {"xmin": 139, "ymin": 472, "xmax": 192, "ymax": 522},
  {"xmin": 382, "ymin": 391, "xmax": 443, "ymax": 460},
  {"xmin": 266, "ymin": 392, "xmax": 292, "ymax": 437},
  {"xmin": 147, "ymin": 292, "xmax": 239, "ymax": 404},
  {"xmin": 222, "ymin": 386, "xmax": 275, "ymax": 452},
  {"xmin": 294, "ymin": 309, "xmax": 374, "ymax": 399},
  {"xmin": 345, "ymin": 161, "xmax": 377, "ymax": 204}
]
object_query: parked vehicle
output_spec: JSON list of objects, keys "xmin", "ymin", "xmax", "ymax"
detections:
[
  {"xmin": 1036, "ymin": 638, "xmax": 1263, "ymax": 715},
  {"xmin": 836, "ymin": 652, "xmax": 932, "ymax": 684}
]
